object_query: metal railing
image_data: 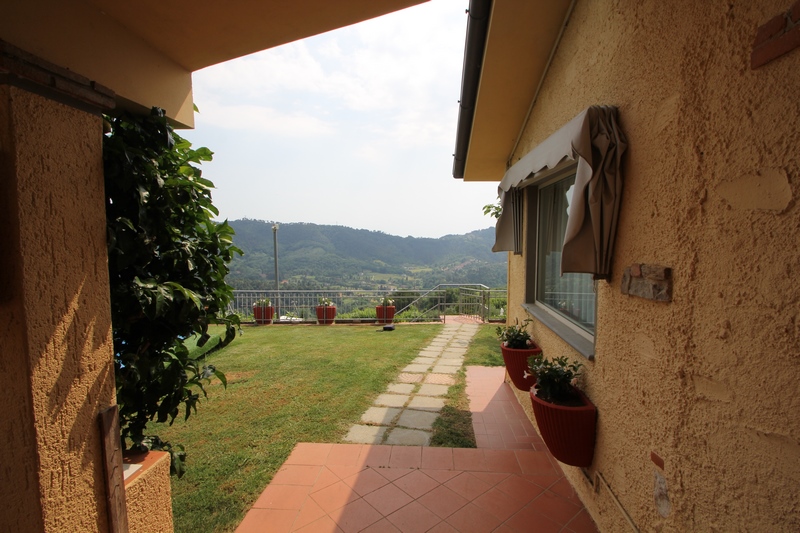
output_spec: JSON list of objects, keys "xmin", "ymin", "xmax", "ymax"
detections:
[{"xmin": 230, "ymin": 285, "xmax": 508, "ymax": 324}]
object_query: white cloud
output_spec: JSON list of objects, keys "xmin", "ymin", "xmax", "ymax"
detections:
[
  {"xmin": 184, "ymin": 0, "xmax": 496, "ymax": 239},
  {"xmin": 194, "ymin": 100, "xmax": 334, "ymax": 137}
]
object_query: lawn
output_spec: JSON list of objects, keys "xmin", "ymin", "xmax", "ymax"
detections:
[{"xmin": 154, "ymin": 323, "xmax": 442, "ymax": 533}]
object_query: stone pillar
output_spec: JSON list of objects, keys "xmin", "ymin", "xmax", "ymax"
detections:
[{"xmin": 0, "ymin": 45, "xmax": 117, "ymax": 532}]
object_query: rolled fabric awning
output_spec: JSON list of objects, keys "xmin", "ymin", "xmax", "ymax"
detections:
[{"xmin": 491, "ymin": 105, "xmax": 627, "ymax": 279}]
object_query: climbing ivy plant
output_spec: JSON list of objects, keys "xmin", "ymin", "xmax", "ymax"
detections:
[{"xmin": 104, "ymin": 108, "xmax": 241, "ymax": 476}]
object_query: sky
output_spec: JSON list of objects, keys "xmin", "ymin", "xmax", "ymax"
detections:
[{"xmin": 181, "ymin": 0, "xmax": 500, "ymax": 239}]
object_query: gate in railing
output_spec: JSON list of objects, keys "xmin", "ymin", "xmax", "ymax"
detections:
[{"xmin": 230, "ymin": 285, "xmax": 507, "ymax": 324}]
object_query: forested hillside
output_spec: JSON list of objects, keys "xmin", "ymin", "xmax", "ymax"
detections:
[{"xmin": 227, "ymin": 219, "xmax": 506, "ymax": 290}]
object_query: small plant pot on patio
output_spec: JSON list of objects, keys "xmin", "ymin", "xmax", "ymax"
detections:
[
  {"xmin": 253, "ymin": 299, "xmax": 274, "ymax": 325},
  {"xmin": 529, "ymin": 356, "xmax": 597, "ymax": 467},
  {"xmin": 316, "ymin": 298, "xmax": 336, "ymax": 325},
  {"xmin": 376, "ymin": 306, "xmax": 396, "ymax": 324}
]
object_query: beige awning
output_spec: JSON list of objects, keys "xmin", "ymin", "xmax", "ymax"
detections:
[{"xmin": 492, "ymin": 105, "xmax": 627, "ymax": 279}]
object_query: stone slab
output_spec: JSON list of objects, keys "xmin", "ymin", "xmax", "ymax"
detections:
[
  {"xmin": 387, "ymin": 383, "xmax": 415, "ymax": 394},
  {"xmin": 374, "ymin": 394, "xmax": 409, "ymax": 407},
  {"xmin": 408, "ymin": 396, "xmax": 445, "ymax": 411},
  {"xmin": 432, "ymin": 365, "xmax": 460, "ymax": 374},
  {"xmin": 344, "ymin": 424, "xmax": 387, "ymax": 444},
  {"xmin": 417, "ymin": 384, "xmax": 450, "ymax": 397},
  {"xmin": 361, "ymin": 407, "xmax": 401, "ymax": 425},
  {"xmin": 403, "ymin": 364, "xmax": 431, "ymax": 373},
  {"xmin": 412, "ymin": 357, "xmax": 438, "ymax": 365},
  {"xmin": 396, "ymin": 410, "xmax": 439, "ymax": 430},
  {"xmin": 385, "ymin": 428, "xmax": 431, "ymax": 446}
]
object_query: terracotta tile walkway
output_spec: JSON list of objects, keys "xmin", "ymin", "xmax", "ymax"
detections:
[{"xmin": 236, "ymin": 365, "xmax": 598, "ymax": 532}]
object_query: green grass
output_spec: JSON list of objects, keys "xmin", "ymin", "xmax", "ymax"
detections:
[
  {"xmin": 155, "ymin": 323, "xmax": 442, "ymax": 533},
  {"xmin": 464, "ymin": 323, "xmax": 505, "ymax": 366}
]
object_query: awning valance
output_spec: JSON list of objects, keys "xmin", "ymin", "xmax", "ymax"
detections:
[{"xmin": 492, "ymin": 105, "xmax": 627, "ymax": 279}]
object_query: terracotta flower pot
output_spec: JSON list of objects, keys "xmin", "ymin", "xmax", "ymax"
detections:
[
  {"xmin": 376, "ymin": 305, "xmax": 396, "ymax": 324},
  {"xmin": 500, "ymin": 342, "xmax": 542, "ymax": 391},
  {"xmin": 253, "ymin": 306, "xmax": 274, "ymax": 325},
  {"xmin": 530, "ymin": 387, "xmax": 597, "ymax": 467},
  {"xmin": 315, "ymin": 305, "xmax": 336, "ymax": 325}
]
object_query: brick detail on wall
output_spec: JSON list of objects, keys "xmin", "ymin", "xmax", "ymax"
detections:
[
  {"xmin": 621, "ymin": 263, "xmax": 672, "ymax": 302},
  {"xmin": 751, "ymin": 1, "xmax": 800, "ymax": 69}
]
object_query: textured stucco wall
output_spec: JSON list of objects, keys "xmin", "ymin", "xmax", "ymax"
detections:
[
  {"xmin": 506, "ymin": 1, "xmax": 799, "ymax": 531},
  {"xmin": 0, "ymin": 86, "xmax": 117, "ymax": 531},
  {"xmin": 126, "ymin": 452, "xmax": 174, "ymax": 533}
]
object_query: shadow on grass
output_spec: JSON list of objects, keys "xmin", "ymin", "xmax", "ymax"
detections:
[{"xmin": 430, "ymin": 405, "xmax": 476, "ymax": 448}]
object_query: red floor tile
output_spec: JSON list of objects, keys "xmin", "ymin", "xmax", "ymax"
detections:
[
  {"xmin": 393, "ymin": 469, "xmax": 440, "ymax": 499},
  {"xmin": 271, "ymin": 464, "xmax": 322, "ymax": 486},
  {"xmin": 236, "ymin": 361, "xmax": 600, "ymax": 533},
  {"xmin": 342, "ymin": 468, "xmax": 390, "ymax": 497},
  {"xmin": 416, "ymin": 485, "xmax": 469, "ymax": 519},
  {"xmin": 329, "ymin": 498, "xmax": 383, "ymax": 533},
  {"xmin": 362, "ymin": 483, "xmax": 414, "ymax": 516},
  {"xmin": 252, "ymin": 484, "xmax": 310, "ymax": 510},
  {"xmin": 235, "ymin": 508, "xmax": 296, "ymax": 533},
  {"xmin": 386, "ymin": 500, "xmax": 441, "ymax": 533},
  {"xmin": 421, "ymin": 447, "xmax": 454, "ymax": 470},
  {"xmin": 310, "ymin": 481, "xmax": 360, "ymax": 514},
  {"xmin": 286, "ymin": 443, "xmax": 332, "ymax": 465},
  {"xmin": 389, "ymin": 446, "xmax": 421, "ymax": 469},
  {"xmin": 444, "ymin": 502, "xmax": 503, "ymax": 533}
]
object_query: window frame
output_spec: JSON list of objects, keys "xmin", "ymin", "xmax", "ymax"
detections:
[{"xmin": 521, "ymin": 163, "xmax": 596, "ymax": 360}]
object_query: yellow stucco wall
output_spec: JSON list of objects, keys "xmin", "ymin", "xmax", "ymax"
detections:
[
  {"xmin": 0, "ymin": 86, "xmax": 117, "ymax": 531},
  {"xmin": 506, "ymin": 1, "xmax": 799, "ymax": 531},
  {"xmin": 126, "ymin": 452, "xmax": 174, "ymax": 533}
]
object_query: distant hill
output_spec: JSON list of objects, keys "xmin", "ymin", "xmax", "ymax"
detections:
[{"xmin": 226, "ymin": 219, "xmax": 506, "ymax": 290}]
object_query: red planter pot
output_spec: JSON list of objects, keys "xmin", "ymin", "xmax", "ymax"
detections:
[
  {"xmin": 500, "ymin": 343, "xmax": 542, "ymax": 391},
  {"xmin": 530, "ymin": 388, "xmax": 597, "ymax": 467},
  {"xmin": 376, "ymin": 306, "xmax": 396, "ymax": 324},
  {"xmin": 253, "ymin": 306, "xmax": 274, "ymax": 325},
  {"xmin": 315, "ymin": 306, "xmax": 336, "ymax": 325}
]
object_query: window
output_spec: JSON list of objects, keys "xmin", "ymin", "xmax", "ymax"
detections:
[{"xmin": 523, "ymin": 165, "xmax": 595, "ymax": 357}]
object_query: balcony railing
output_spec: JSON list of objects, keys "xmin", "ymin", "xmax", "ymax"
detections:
[{"xmin": 229, "ymin": 285, "xmax": 507, "ymax": 324}]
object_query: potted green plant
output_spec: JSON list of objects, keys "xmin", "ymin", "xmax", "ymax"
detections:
[
  {"xmin": 315, "ymin": 297, "xmax": 336, "ymax": 325},
  {"xmin": 252, "ymin": 298, "xmax": 274, "ymax": 325},
  {"xmin": 376, "ymin": 296, "xmax": 396, "ymax": 324},
  {"xmin": 528, "ymin": 356, "xmax": 597, "ymax": 467},
  {"xmin": 496, "ymin": 319, "xmax": 542, "ymax": 391}
]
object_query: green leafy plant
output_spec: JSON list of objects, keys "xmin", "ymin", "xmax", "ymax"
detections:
[
  {"xmin": 529, "ymin": 356, "xmax": 584, "ymax": 405},
  {"xmin": 104, "ymin": 108, "xmax": 241, "ymax": 476},
  {"xmin": 253, "ymin": 298, "xmax": 271, "ymax": 307},
  {"xmin": 496, "ymin": 318, "xmax": 534, "ymax": 349},
  {"xmin": 483, "ymin": 200, "xmax": 502, "ymax": 219},
  {"xmin": 318, "ymin": 297, "xmax": 335, "ymax": 307},
  {"xmin": 379, "ymin": 296, "xmax": 395, "ymax": 306}
]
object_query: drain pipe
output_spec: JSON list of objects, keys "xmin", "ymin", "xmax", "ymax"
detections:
[{"xmin": 594, "ymin": 472, "xmax": 640, "ymax": 533}]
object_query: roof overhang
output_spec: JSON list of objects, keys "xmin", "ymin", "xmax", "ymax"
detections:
[
  {"xmin": 453, "ymin": 0, "xmax": 574, "ymax": 181},
  {"xmin": 2, "ymin": 0, "xmax": 426, "ymax": 127}
]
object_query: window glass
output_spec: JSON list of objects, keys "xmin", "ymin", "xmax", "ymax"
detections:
[{"xmin": 536, "ymin": 175, "xmax": 595, "ymax": 334}]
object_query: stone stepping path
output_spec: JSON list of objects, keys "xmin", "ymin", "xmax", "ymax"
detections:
[{"xmin": 344, "ymin": 323, "xmax": 480, "ymax": 447}]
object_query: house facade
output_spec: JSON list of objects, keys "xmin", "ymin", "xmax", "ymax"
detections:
[{"xmin": 455, "ymin": 0, "xmax": 800, "ymax": 531}]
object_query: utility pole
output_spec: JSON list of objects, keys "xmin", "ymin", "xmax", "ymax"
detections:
[{"xmin": 272, "ymin": 223, "xmax": 279, "ymax": 290}]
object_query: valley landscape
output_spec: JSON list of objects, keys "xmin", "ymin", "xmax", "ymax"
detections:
[{"xmin": 227, "ymin": 219, "xmax": 507, "ymax": 290}]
